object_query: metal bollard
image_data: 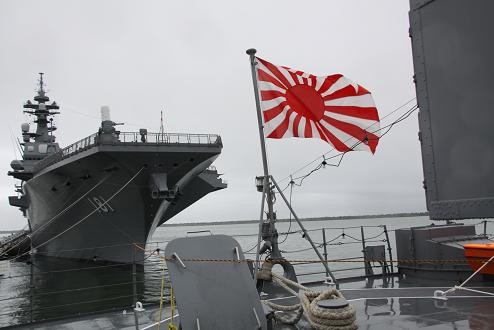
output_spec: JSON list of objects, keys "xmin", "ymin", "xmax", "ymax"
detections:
[{"xmin": 134, "ymin": 301, "xmax": 145, "ymax": 329}]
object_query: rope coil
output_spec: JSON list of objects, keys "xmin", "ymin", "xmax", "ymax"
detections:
[
  {"xmin": 299, "ymin": 289, "xmax": 357, "ymax": 330},
  {"xmin": 262, "ymin": 270, "xmax": 357, "ymax": 329}
]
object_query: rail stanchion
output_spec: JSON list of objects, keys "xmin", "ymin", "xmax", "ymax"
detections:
[
  {"xmin": 383, "ymin": 225, "xmax": 394, "ymax": 274},
  {"xmin": 360, "ymin": 227, "xmax": 372, "ymax": 276},
  {"xmin": 29, "ymin": 256, "xmax": 33, "ymax": 324},
  {"xmin": 132, "ymin": 246, "xmax": 137, "ymax": 303},
  {"xmin": 322, "ymin": 228, "xmax": 329, "ymax": 280}
]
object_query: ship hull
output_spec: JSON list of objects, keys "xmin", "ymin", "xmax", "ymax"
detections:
[{"xmin": 24, "ymin": 142, "xmax": 225, "ymax": 263}]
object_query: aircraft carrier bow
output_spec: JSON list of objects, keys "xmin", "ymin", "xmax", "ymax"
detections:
[{"xmin": 7, "ymin": 74, "xmax": 226, "ymax": 263}]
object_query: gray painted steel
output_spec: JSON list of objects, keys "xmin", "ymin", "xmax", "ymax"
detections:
[
  {"xmin": 409, "ymin": 0, "xmax": 494, "ymax": 219},
  {"xmin": 24, "ymin": 143, "xmax": 225, "ymax": 263},
  {"xmin": 395, "ymin": 223, "xmax": 492, "ymax": 280},
  {"xmin": 8, "ymin": 78, "xmax": 226, "ymax": 263},
  {"xmin": 165, "ymin": 235, "xmax": 267, "ymax": 330}
]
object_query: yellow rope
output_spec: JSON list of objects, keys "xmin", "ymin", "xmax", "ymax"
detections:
[
  {"xmin": 169, "ymin": 285, "xmax": 177, "ymax": 330},
  {"xmin": 157, "ymin": 261, "xmax": 166, "ymax": 330}
]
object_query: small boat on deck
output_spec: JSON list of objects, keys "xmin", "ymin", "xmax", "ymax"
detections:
[{"xmin": 464, "ymin": 243, "xmax": 494, "ymax": 275}]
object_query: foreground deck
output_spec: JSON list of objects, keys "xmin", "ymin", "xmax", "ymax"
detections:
[{"xmin": 18, "ymin": 278, "xmax": 494, "ymax": 330}]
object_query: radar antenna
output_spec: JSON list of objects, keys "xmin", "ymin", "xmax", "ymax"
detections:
[
  {"xmin": 38, "ymin": 73, "xmax": 45, "ymax": 93},
  {"xmin": 160, "ymin": 109, "xmax": 164, "ymax": 134},
  {"xmin": 23, "ymin": 73, "xmax": 60, "ymax": 143}
]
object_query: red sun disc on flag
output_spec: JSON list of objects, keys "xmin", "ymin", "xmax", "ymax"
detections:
[{"xmin": 256, "ymin": 57, "xmax": 380, "ymax": 154}]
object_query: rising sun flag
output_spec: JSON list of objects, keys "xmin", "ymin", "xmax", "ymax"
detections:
[{"xmin": 255, "ymin": 57, "xmax": 380, "ymax": 153}]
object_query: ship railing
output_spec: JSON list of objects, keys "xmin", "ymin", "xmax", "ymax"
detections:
[
  {"xmin": 33, "ymin": 131, "xmax": 221, "ymax": 172},
  {"xmin": 61, "ymin": 133, "xmax": 98, "ymax": 157},
  {"xmin": 33, "ymin": 133, "xmax": 98, "ymax": 172},
  {"xmin": 0, "ymin": 225, "xmax": 399, "ymax": 328},
  {"xmin": 2, "ymin": 220, "xmax": 493, "ymax": 327},
  {"xmin": 116, "ymin": 132, "xmax": 221, "ymax": 145}
]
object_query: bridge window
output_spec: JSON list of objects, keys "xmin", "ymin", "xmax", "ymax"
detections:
[{"xmin": 39, "ymin": 144, "xmax": 48, "ymax": 153}]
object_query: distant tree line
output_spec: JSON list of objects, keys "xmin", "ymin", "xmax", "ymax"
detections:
[{"xmin": 163, "ymin": 212, "xmax": 429, "ymax": 227}]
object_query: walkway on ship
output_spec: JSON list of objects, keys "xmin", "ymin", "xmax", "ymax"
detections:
[{"xmin": 16, "ymin": 284, "xmax": 494, "ymax": 329}]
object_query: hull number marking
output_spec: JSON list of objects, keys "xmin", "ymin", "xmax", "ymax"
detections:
[{"xmin": 87, "ymin": 196, "xmax": 115, "ymax": 213}]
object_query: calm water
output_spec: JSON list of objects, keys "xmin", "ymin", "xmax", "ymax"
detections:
[{"xmin": 0, "ymin": 216, "xmax": 491, "ymax": 327}]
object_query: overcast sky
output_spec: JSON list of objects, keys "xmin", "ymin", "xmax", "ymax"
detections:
[{"xmin": 0, "ymin": 0, "xmax": 426, "ymax": 230}]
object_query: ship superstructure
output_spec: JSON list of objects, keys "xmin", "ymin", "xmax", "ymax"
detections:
[{"xmin": 7, "ymin": 74, "xmax": 226, "ymax": 263}]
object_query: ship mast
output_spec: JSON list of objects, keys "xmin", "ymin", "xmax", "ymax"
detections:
[
  {"xmin": 8, "ymin": 73, "xmax": 62, "ymax": 214},
  {"xmin": 23, "ymin": 73, "xmax": 60, "ymax": 144}
]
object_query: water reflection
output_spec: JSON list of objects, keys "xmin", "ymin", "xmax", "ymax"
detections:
[
  {"xmin": 0, "ymin": 255, "xmax": 164, "ymax": 327},
  {"xmin": 356, "ymin": 294, "xmax": 494, "ymax": 329}
]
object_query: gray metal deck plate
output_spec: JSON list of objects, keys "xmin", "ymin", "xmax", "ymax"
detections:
[
  {"xmin": 13, "ymin": 282, "xmax": 494, "ymax": 329},
  {"xmin": 164, "ymin": 235, "xmax": 267, "ymax": 330},
  {"xmin": 261, "ymin": 284, "xmax": 494, "ymax": 329}
]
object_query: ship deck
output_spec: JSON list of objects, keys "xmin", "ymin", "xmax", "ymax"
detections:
[{"xmin": 16, "ymin": 277, "xmax": 494, "ymax": 329}]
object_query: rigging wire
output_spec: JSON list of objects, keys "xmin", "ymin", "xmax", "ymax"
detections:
[
  {"xmin": 2, "ymin": 173, "xmax": 114, "ymax": 257},
  {"xmin": 8, "ymin": 126, "xmax": 22, "ymax": 159},
  {"xmin": 277, "ymin": 97, "xmax": 417, "ymax": 185},
  {"xmin": 10, "ymin": 166, "xmax": 145, "ymax": 262},
  {"xmin": 243, "ymin": 240, "xmax": 262, "ymax": 253},
  {"xmin": 62, "ymin": 103, "xmax": 161, "ymax": 132},
  {"xmin": 278, "ymin": 178, "xmax": 294, "ymax": 245},
  {"xmin": 284, "ymin": 104, "xmax": 418, "ymax": 187}
]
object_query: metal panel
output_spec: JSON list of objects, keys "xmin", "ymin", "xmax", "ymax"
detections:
[
  {"xmin": 165, "ymin": 235, "xmax": 267, "ymax": 330},
  {"xmin": 409, "ymin": 0, "xmax": 494, "ymax": 219}
]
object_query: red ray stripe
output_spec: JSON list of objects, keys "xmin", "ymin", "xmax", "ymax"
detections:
[
  {"xmin": 317, "ymin": 123, "xmax": 352, "ymax": 152},
  {"xmin": 261, "ymin": 90, "xmax": 285, "ymax": 101},
  {"xmin": 325, "ymin": 106, "xmax": 379, "ymax": 121},
  {"xmin": 267, "ymin": 109, "xmax": 294, "ymax": 138},
  {"xmin": 357, "ymin": 84, "xmax": 370, "ymax": 94},
  {"xmin": 284, "ymin": 67, "xmax": 304, "ymax": 76},
  {"xmin": 257, "ymin": 69, "xmax": 286, "ymax": 91},
  {"xmin": 314, "ymin": 122, "xmax": 329, "ymax": 142},
  {"xmin": 322, "ymin": 116, "xmax": 379, "ymax": 153},
  {"xmin": 293, "ymin": 114, "xmax": 302, "ymax": 137},
  {"xmin": 263, "ymin": 101, "xmax": 288, "ymax": 122},
  {"xmin": 317, "ymin": 74, "xmax": 343, "ymax": 93},
  {"xmin": 310, "ymin": 76, "xmax": 317, "ymax": 87},
  {"xmin": 257, "ymin": 57, "xmax": 293, "ymax": 88},
  {"xmin": 287, "ymin": 70, "xmax": 301, "ymax": 86},
  {"xmin": 322, "ymin": 84, "xmax": 370, "ymax": 102},
  {"xmin": 304, "ymin": 119, "xmax": 313, "ymax": 138}
]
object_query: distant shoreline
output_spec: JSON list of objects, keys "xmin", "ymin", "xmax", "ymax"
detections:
[{"xmin": 162, "ymin": 212, "xmax": 429, "ymax": 227}]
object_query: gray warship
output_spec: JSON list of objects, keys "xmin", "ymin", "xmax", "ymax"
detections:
[
  {"xmin": 7, "ymin": 74, "xmax": 226, "ymax": 263},
  {"xmin": 2, "ymin": 0, "xmax": 494, "ymax": 329}
]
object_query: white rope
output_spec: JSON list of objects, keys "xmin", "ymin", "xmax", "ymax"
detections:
[
  {"xmin": 32, "ymin": 173, "xmax": 112, "ymax": 237},
  {"xmin": 5, "ymin": 173, "xmax": 112, "ymax": 257},
  {"xmin": 434, "ymin": 255, "xmax": 494, "ymax": 300},
  {"xmin": 262, "ymin": 266, "xmax": 357, "ymax": 329},
  {"xmin": 458, "ymin": 255, "xmax": 494, "ymax": 288},
  {"xmin": 272, "ymin": 272, "xmax": 310, "ymax": 292},
  {"xmin": 299, "ymin": 290, "xmax": 357, "ymax": 330},
  {"xmin": 453, "ymin": 286, "xmax": 494, "ymax": 296}
]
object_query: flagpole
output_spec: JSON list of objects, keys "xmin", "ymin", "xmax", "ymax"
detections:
[
  {"xmin": 246, "ymin": 49, "xmax": 271, "ymax": 202},
  {"xmin": 247, "ymin": 48, "xmax": 278, "ymax": 279}
]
